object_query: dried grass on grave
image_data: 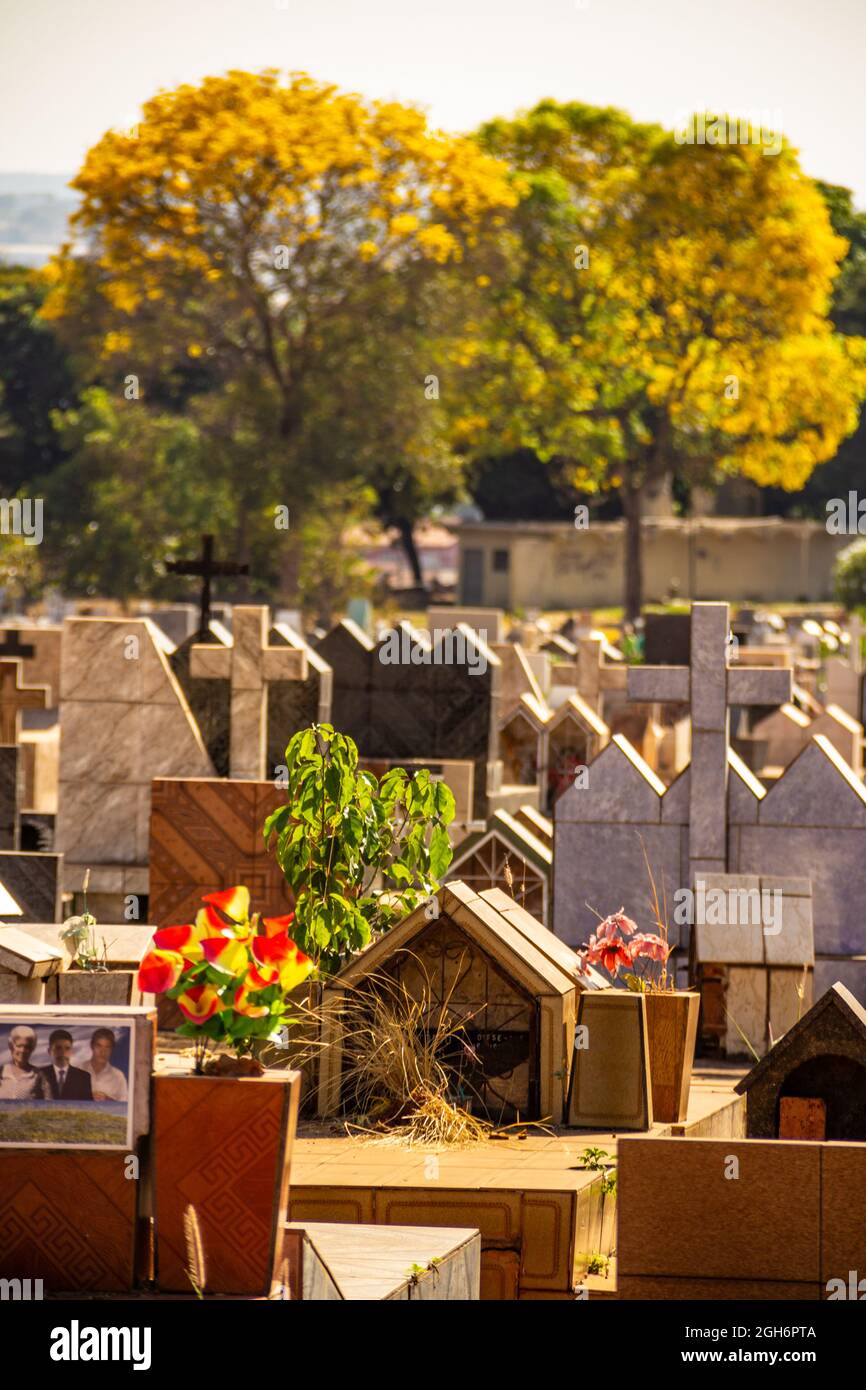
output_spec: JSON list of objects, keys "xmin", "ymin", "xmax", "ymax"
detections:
[{"xmin": 274, "ymin": 953, "xmax": 496, "ymax": 1147}]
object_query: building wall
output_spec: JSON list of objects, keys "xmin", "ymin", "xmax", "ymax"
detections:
[{"xmin": 458, "ymin": 520, "xmax": 847, "ymax": 609}]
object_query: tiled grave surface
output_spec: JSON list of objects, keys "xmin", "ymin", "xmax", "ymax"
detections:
[{"xmin": 289, "ymin": 1064, "xmax": 744, "ymax": 1299}]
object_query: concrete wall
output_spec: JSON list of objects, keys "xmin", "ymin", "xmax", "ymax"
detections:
[{"xmin": 459, "ymin": 519, "xmax": 847, "ymax": 609}]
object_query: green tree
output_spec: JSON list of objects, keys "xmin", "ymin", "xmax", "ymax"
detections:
[
  {"xmin": 264, "ymin": 724, "xmax": 455, "ymax": 974},
  {"xmin": 0, "ymin": 264, "xmax": 76, "ymax": 495},
  {"xmin": 41, "ymin": 70, "xmax": 515, "ymax": 600},
  {"xmin": 762, "ymin": 182, "xmax": 866, "ymax": 519},
  {"xmin": 457, "ymin": 102, "xmax": 866, "ymax": 617}
]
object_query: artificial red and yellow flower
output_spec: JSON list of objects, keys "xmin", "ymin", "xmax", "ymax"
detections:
[
  {"xmin": 250, "ymin": 932, "xmax": 314, "ymax": 993},
  {"xmin": 262, "ymin": 912, "xmax": 295, "ymax": 938},
  {"xmin": 152, "ymin": 914, "xmax": 222, "ymax": 962},
  {"xmin": 138, "ymin": 947, "xmax": 184, "ymax": 994},
  {"xmin": 202, "ymin": 885, "xmax": 250, "ymax": 925},
  {"xmin": 232, "ymin": 984, "xmax": 270, "ymax": 1019},
  {"xmin": 177, "ymin": 983, "xmax": 224, "ymax": 1023},
  {"xmin": 200, "ymin": 935, "xmax": 248, "ymax": 977}
]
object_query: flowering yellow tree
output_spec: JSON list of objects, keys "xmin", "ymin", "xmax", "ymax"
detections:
[
  {"xmin": 41, "ymin": 70, "xmax": 516, "ymax": 586},
  {"xmin": 459, "ymin": 102, "xmax": 866, "ymax": 616}
]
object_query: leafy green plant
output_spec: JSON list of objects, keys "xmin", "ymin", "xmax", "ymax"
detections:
[
  {"xmin": 407, "ymin": 1257, "xmax": 442, "ymax": 1286},
  {"xmin": 833, "ymin": 538, "xmax": 866, "ymax": 611},
  {"xmin": 578, "ymin": 1145, "xmax": 617, "ymax": 1197},
  {"xmin": 586, "ymin": 1254, "xmax": 610, "ymax": 1277},
  {"xmin": 264, "ymin": 724, "xmax": 456, "ymax": 974}
]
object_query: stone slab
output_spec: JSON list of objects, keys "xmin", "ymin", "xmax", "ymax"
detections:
[
  {"xmin": 0, "ymin": 927, "xmax": 63, "ymax": 977},
  {"xmin": 821, "ymin": 1143, "xmax": 866, "ymax": 1284},
  {"xmin": 617, "ymin": 1136, "xmax": 821, "ymax": 1282},
  {"xmin": 0, "ymin": 852, "xmax": 62, "ymax": 923},
  {"xmin": 0, "ymin": 745, "xmax": 21, "ymax": 850},
  {"xmin": 283, "ymin": 1222, "xmax": 481, "ymax": 1300},
  {"xmin": 567, "ymin": 991, "xmax": 652, "ymax": 1130}
]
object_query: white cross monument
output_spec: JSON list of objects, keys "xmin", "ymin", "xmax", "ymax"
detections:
[
  {"xmin": 627, "ymin": 602, "xmax": 792, "ymax": 885},
  {"xmin": 190, "ymin": 605, "xmax": 308, "ymax": 780}
]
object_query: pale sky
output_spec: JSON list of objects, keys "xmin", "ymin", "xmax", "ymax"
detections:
[{"xmin": 2, "ymin": 0, "xmax": 865, "ymax": 203}]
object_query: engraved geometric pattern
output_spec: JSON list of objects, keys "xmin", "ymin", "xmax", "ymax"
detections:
[
  {"xmin": 0, "ymin": 1153, "xmax": 136, "ymax": 1291},
  {"xmin": 154, "ymin": 1075, "xmax": 292, "ymax": 1294},
  {"xmin": 149, "ymin": 777, "xmax": 293, "ymax": 927}
]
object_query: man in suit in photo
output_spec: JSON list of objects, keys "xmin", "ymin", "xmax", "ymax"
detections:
[{"xmin": 40, "ymin": 1029, "xmax": 93, "ymax": 1101}]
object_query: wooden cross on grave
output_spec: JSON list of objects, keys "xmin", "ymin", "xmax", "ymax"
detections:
[
  {"xmin": 166, "ymin": 534, "xmax": 250, "ymax": 640},
  {"xmin": 0, "ymin": 630, "xmax": 35, "ymax": 662},
  {"xmin": 0, "ymin": 659, "xmax": 49, "ymax": 744},
  {"xmin": 627, "ymin": 602, "xmax": 792, "ymax": 885},
  {"xmin": 190, "ymin": 606, "xmax": 308, "ymax": 780},
  {"xmin": 577, "ymin": 635, "xmax": 628, "ymax": 715}
]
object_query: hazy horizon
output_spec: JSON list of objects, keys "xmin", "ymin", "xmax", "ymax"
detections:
[{"xmin": 2, "ymin": 0, "xmax": 865, "ymax": 205}]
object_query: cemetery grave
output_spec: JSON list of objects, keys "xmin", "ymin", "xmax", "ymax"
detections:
[{"xmin": 2, "ymin": 594, "xmax": 865, "ymax": 1306}]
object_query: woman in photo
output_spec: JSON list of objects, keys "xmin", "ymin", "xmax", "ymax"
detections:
[
  {"xmin": 81, "ymin": 1028, "xmax": 128, "ymax": 1102},
  {"xmin": 0, "ymin": 1025, "xmax": 50, "ymax": 1101}
]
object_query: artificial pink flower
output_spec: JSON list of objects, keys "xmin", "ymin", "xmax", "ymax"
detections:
[{"xmin": 630, "ymin": 933, "xmax": 669, "ymax": 963}]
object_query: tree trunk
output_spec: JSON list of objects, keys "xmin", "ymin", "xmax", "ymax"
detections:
[
  {"xmin": 395, "ymin": 515, "xmax": 425, "ymax": 589},
  {"xmin": 621, "ymin": 472, "xmax": 643, "ymax": 622},
  {"xmin": 234, "ymin": 507, "xmax": 251, "ymax": 600},
  {"xmin": 278, "ymin": 531, "xmax": 303, "ymax": 612}
]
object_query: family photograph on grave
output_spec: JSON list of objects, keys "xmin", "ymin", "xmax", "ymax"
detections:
[{"xmin": 0, "ymin": 1016, "xmax": 134, "ymax": 1148}]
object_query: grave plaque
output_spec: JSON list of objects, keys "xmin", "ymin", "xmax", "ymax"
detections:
[{"xmin": 566, "ymin": 990, "xmax": 653, "ymax": 1130}]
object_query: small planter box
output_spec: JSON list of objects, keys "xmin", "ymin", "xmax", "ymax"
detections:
[
  {"xmin": 56, "ymin": 970, "xmax": 140, "ymax": 1006},
  {"xmin": 644, "ymin": 991, "xmax": 700, "ymax": 1123},
  {"xmin": 153, "ymin": 1068, "xmax": 300, "ymax": 1296}
]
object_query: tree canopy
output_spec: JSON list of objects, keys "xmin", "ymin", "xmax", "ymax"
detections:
[{"xmin": 454, "ymin": 102, "xmax": 866, "ymax": 615}]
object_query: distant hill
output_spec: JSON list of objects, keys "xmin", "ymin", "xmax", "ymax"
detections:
[
  {"xmin": 0, "ymin": 172, "xmax": 77, "ymax": 198},
  {"xmin": 0, "ymin": 174, "xmax": 79, "ymax": 265}
]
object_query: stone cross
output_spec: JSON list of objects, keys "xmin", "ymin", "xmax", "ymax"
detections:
[
  {"xmin": 627, "ymin": 602, "xmax": 792, "ymax": 884},
  {"xmin": 577, "ymin": 636, "xmax": 628, "ymax": 715},
  {"xmin": 0, "ymin": 659, "xmax": 48, "ymax": 744},
  {"xmin": 0, "ymin": 630, "xmax": 35, "ymax": 661},
  {"xmin": 190, "ymin": 606, "xmax": 307, "ymax": 779},
  {"xmin": 166, "ymin": 534, "xmax": 250, "ymax": 641}
]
